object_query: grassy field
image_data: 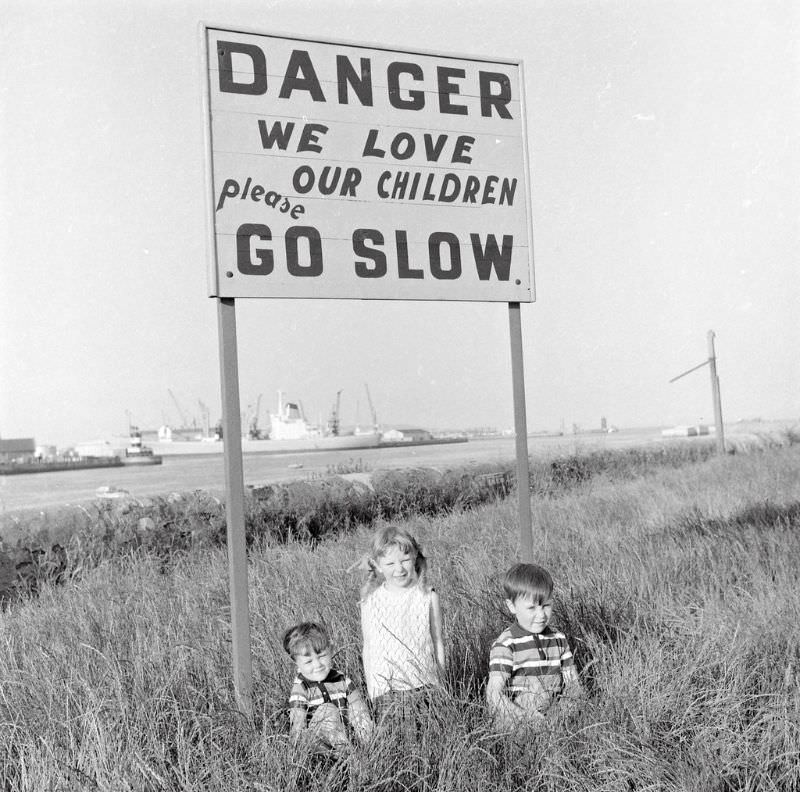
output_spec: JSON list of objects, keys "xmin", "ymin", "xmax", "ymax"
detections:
[{"xmin": 0, "ymin": 442, "xmax": 798, "ymax": 790}]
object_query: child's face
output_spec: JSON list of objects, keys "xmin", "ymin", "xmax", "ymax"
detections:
[
  {"xmin": 293, "ymin": 646, "xmax": 332, "ymax": 682},
  {"xmin": 376, "ymin": 545, "xmax": 417, "ymax": 590},
  {"xmin": 507, "ymin": 593, "xmax": 553, "ymax": 634}
]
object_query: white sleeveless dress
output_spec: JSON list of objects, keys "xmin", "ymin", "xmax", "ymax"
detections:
[{"xmin": 360, "ymin": 584, "xmax": 440, "ymax": 700}]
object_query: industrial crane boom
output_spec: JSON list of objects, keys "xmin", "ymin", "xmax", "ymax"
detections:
[
  {"xmin": 329, "ymin": 390, "xmax": 343, "ymax": 436},
  {"xmin": 248, "ymin": 394, "xmax": 263, "ymax": 439},
  {"xmin": 168, "ymin": 388, "xmax": 191, "ymax": 428},
  {"xmin": 364, "ymin": 383, "xmax": 378, "ymax": 432}
]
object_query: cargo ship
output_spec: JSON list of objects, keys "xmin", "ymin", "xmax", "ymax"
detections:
[{"xmin": 145, "ymin": 393, "xmax": 381, "ymax": 457}]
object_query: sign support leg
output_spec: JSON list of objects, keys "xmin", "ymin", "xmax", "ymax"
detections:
[
  {"xmin": 508, "ymin": 302, "xmax": 533, "ymax": 562},
  {"xmin": 217, "ymin": 297, "xmax": 254, "ymax": 719}
]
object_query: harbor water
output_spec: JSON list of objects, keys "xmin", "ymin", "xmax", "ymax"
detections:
[{"xmin": 0, "ymin": 427, "xmax": 670, "ymax": 516}]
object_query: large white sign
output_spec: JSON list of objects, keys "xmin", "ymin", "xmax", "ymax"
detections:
[{"xmin": 203, "ymin": 27, "xmax": 534, "ymax": 301}]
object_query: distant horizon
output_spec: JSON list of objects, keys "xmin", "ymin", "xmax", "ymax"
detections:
[{"xmin": 5, "ymin": 415, "xmax": 797, "ymax": 451}]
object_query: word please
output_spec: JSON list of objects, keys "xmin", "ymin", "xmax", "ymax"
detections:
[
  {"xmin": 234, "ymin": 225, "xmax": 515, "ymax": 281},
  {"xmin": 216, "ymin": 177, "xmax": 306, "ymax": 217}
]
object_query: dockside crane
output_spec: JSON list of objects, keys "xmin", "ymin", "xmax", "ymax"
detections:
[
  {"xmin": 248, "ymin": 394, "xmax": 263, "ymax": 439},
  {"xmin": 328, "ymin": 390, "xmax": 343, "ymax": 436},
  {"xmin": 198, "ymin": 400, "xmax": 210, "ymax": 438},
  {"xmin": 168, "ymin": 388, "xmax": 194, "ymax": 429},
  {"xmin": 364, "ymin": 383, "xmax": 379, "ymax": 433}
]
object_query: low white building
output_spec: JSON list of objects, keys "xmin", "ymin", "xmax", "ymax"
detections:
[
  {"xmin": 75, "ymin": 440, "xmax": 126, "ymax": 458},
  {"xmin": 381, "ymin": 427, "xmax": 434, "ymax": 442}
]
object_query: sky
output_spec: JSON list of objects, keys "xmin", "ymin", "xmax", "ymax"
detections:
[{"xmin": 1, "ymin": 0, "xmax": 798, "ymax": 448}]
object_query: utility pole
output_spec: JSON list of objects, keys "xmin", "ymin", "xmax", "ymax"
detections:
[
  {"xmin": 669, "ymin": 330, "xmax": 726, "ymax": 454},
  {"xmin": 707, "ymin": 330, "xmax": 726, "ymax": 454}
]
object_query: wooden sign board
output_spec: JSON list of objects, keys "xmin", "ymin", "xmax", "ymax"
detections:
[{"xmin": 202, "ymin": 27, "xmax": 534, "ymax": 302}]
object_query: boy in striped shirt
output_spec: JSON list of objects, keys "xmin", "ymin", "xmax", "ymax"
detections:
[
  {"xmin": 487, "ymin": 564, "xmax": 584, "ymax": 730},
  {"xmin": 284, "ymin": 622, "xmax": 373, "ymax": 752}
]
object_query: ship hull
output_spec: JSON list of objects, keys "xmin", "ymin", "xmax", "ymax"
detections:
[
  {"xmin": 376, "ymin": 437, "xmax": 469, "ymax": 449},
  {"xmin": 121, "ymin": 454, "xmax": 163, "ymax": 466},
  {"xmin": 148, "ymin": 433, "xmax": 381, "ymax": 457}
]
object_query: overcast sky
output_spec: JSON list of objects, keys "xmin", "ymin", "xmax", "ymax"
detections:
[{"xmin": 1, "ymin": 0, "xmax": 797, "ymax": 447}]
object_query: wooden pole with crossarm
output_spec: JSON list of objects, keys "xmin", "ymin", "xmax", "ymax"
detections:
[{"xmin": 668, "ymin": 330, "xmax": 726, "ymax": 454}]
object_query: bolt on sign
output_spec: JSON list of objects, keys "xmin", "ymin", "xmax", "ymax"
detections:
[{"xmin": 202, "ymin": 27, "xmax": 534, "ymax": 302}]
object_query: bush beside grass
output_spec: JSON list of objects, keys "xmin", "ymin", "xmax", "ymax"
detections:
[{"xmin": 0, "ymin": 440, "xmax": 759, "ymax": 605}]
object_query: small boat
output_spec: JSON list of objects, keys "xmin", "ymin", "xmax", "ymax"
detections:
[
  {"xmin": 95, "ymin": 485, "xmax": 131, "ymax": 499},
  {"xmin": 121, "ymin": 428, "xmax": 163, "ymax": 466}
]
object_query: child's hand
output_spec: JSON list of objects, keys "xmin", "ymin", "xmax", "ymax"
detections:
[
  {"xmin": 348, "ymin": 689, "xmax": 375, "ymax": 745},
  {"xmin": 308, "ymin": 703, "xmax": 349, "ymax": 749}
]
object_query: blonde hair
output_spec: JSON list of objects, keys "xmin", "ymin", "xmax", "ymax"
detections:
[{"xmin": 359, "ymin": 525, "xmax": 429, "ymax": 599}]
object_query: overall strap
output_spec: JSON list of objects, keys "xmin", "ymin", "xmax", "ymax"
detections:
[
  {"xmin": 533, "ymin": 632, "xmax": 546, "ymax": 661},
  {"xmin": 316, "ymin": 681, "xmax": 333, "ymax": 704}
]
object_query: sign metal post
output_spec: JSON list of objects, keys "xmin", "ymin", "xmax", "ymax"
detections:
[
  {"xmin": 509, "ymin": 302, "xmax": 533, "ymax": 561},
  {"xmin": 217, "ymin": 296, "xmax": 254, "ymax": 718}
]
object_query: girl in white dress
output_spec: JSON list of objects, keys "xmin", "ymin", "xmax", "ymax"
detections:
[{"xmin": 359, "ymin": 526, "xmax": 446, "ymax": 723}]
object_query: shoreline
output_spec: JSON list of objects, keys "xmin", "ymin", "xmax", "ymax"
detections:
[{"xmin": 1, "ymin": 420, "xmax": 795, "ymax": 528}]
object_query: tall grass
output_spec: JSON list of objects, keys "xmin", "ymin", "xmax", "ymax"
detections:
[{"xmin": 0, "ymin": 445, "xmax": 799, "ymax": 789}]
